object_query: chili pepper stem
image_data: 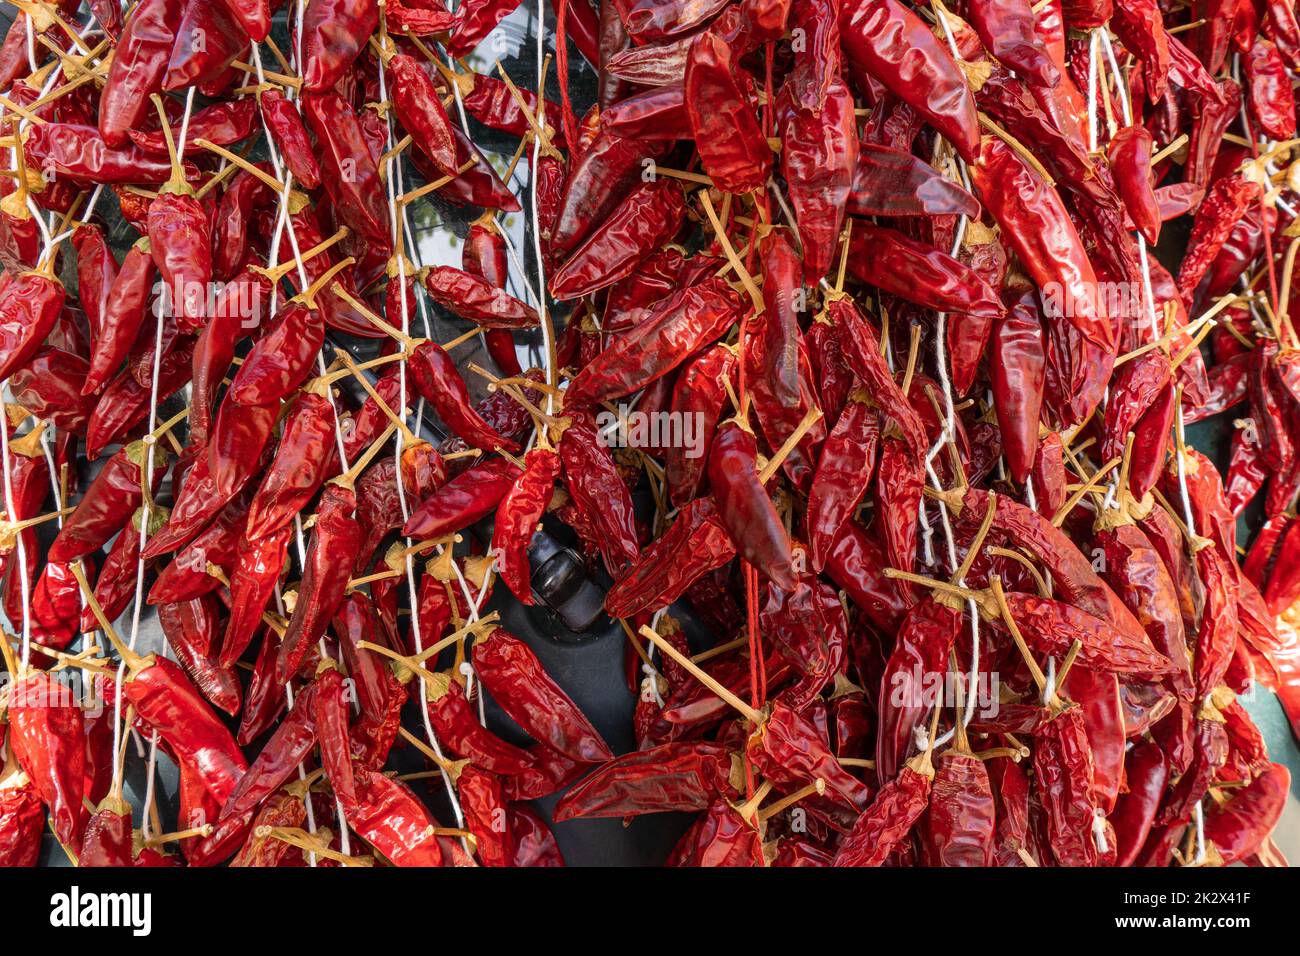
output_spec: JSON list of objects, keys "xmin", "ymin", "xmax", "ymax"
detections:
[
  {"xmin": 1051, "ymin": 455, "xmax": 1121, "ymax": 526},
  {"xmin": 335, "ymin": 422, "xmax": 399, "ymax": 489},
  {"xmin": 142, "ymin": 823, "xmax": 214, "ymax": 847},
  {"xmin": 755, "ymin": 779, "xmax": 826, "ymax": 822},
  {"xmin": 148, "ymin": 94, "xmax": 191, "ymax": 195},
  {"xmin": 331, "ymin": 282, "xmax": 420, "ymax": 349},
  {"xmin": 396, "ymin": 159, "xmax": 477, "ymax": 206},
  {"xmin": 294, "ymin": 255, "xmax": 356, "ymax": 309},
  {"xmin": 258, "ymin": 826, "xmax": 373, "ymax": 866},
  {"xmin": 254, "ymin": 227, "xmax": 351, "ymax": 286},
  {"xmin": 194, "ymin": 138, "xmax": 286, "ymax": 194},
  {"xmin": 952, "ymin": 492, "xmax": 996, "ymax": 583},
  {"xmin": 638, "ymin": 625, "xmax": 764, "ymax": 725},
  {"xmin": 335, "ymin": 350, "xmax": 421, "ymax": 445},
  {"xmin": 757, "ymin": 405, "xmax": 824, "ymax": 484},
  {"xmin": 69, "ymin": 562, "xmax": 147, "ymax": 673},
  {"xmin": 988, "ymin": 575, "xmax": 1049, "ymax": 699}
]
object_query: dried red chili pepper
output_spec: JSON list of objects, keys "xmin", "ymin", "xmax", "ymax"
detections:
[{"xmin": 473, "ymin": 626, "xmax": 614, "ymax": 763}]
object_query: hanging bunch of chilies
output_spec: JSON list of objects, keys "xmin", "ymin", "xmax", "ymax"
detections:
[{"xmin": 0, "ymin": 0, "xmax": 1295, "ymax": 869}]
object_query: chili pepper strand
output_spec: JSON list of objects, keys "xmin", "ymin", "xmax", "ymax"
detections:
[{"xmin": 374, "ymin": 16, "xmax": 474, "ymax": 839}]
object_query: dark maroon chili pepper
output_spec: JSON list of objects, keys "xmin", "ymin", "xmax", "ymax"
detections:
[
  {"xmin": 848, "ymin": 143, "xmax": 981, "ymax": 219},
  {"xmin": 473, "ymin": 626, "xmax": 614, "ymax": 763},
  {"xmin": 558, "ymin": 409, "xmax": 641, "ymax": 577},
  {"xmin": 707, "ymin": 419, "xmax": 798, "ymax": 590}
]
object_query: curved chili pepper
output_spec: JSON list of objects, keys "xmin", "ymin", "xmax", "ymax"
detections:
[
  {"xmin": 10, "ymin": 349, "xmax": 95, "ymax": 434},
  {"xmin": 423, "ymin": 671, "xmax": 537, "ymax": 775},
  {"xmin": 846, "ymin": 222, "xmax": 1005, "ymax": 319},
  {"xmin": 273, "ymin": 483, "xmax": 360, "ymax": 685},
  {"xmin": 401, "ymin": 456, "xmax": 521, "ymax": 540},
  {"xmin": 408, "ymin": 341, "xmax": 520, "ymax": 452},
  {"xmin": 473, "ymin": 626, "xmax": 614, "ymax": 763},
  {"xmin": 605, "ymin": 496, "xmax": 736, "ymax": 618},
  {"xmin": 71, "ymin": 223, "xmax": 117, "ymax": 343},
  {"xmin": 48, "ymin": 442, "xmax": 156, "ymax": 563},
  {"xmin": 1204, "ymin": 761, "xmax": 1290, "ymax": 863},
  {"xmin": 554, "ymin": 741, "xmax": 733, "ymax": 821},
  {"xmin": 970, "ymin": 137, "xmax": 1115, "ymax": 354},
  {"xmin": 834, "ymin": 749, "xmax": 933, "ymax": 866},
  {"xmin": 1179, "ymin": 175, "xmax": 1261, "ymax": 295},
  {"xmin": 256, "ymin": 89, "xmax": 321, "ymax": 190},
  {"xmin": 492, "ymin": 447, "xmax": 561, "ymax": 603}
]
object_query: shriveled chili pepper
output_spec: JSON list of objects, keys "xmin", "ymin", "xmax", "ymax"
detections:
[
  {"xmin": 840, "ymin": 0, "xmax": 980, "ymax": 162},
  {"xmin": 473, "ymin": 626, "xmax": 614, "ymax": 763}
]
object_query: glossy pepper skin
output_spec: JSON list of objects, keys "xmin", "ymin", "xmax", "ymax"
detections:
[
  {"xmin": 273, "ymin": 483, "xmax": 361, "ymax": 685},
  {"xmin": 301, "ymin": 0, "xmax": 380, "ymax": 92},
  {"xmin": 566, "ymin": 276, "xmax": 747, "ymax": 407},
  {"xmin": 492, "ymin": 447, "xmax": 562, "ymax": 604},
  {"xmin": 408, "ymin": 341, "xmax": 520, "ymax": 452},
  {"xmin": 98, "ymin": 0, "xmax": 184, "ymax": 147},
  {"xmin": 301, "ymin": 92, "xmax": 392, "ymax": 255},
  {"xmin": 388, "ymin": 52, "xmax": 460, "ymax": 178},
  {"xmin": 7, "ymin": 671, "xmax": 87, "ymax": 851},
  {"xmin": 707, "ymin": 420, "xmax": 798, "ymax": 590},
  {"xmin": 402, "ymin": 456, "xmax": 522, "ymax": 540},
  {"xmin": 559, "ymin": 410, "xmax": 641, "ymax": 577},
  {"xmin": 970, "ymin": 137, "xmax": 1115, "ymax": 355},
  {"xmin": 839, "ymin": 0, "xmax": 980, "ymax": 162},
  {"xmin": 0, "ymin": 272, "xmax": 66, "ymax": 384},
  {"xmin": 258, "ymin": 89, "xmax": 322, "ymax": 189},
  {"xmin": 473, "ymin": 627, "xmax": 614, "ymax": 763}
]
